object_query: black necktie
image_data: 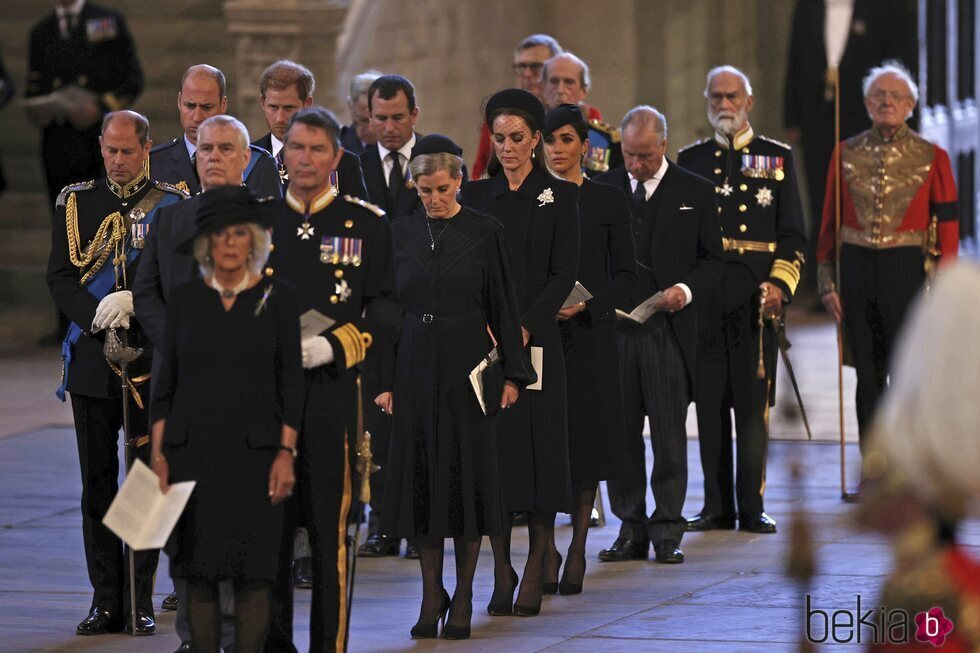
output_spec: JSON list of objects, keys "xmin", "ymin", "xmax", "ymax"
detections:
[
  {"xmin": 387, "ymin": 151, "xmax": 403, "ymax": 205},
  {"xmin": 632, "ymin": 181, "xmax": 647, "ymax": 210}
]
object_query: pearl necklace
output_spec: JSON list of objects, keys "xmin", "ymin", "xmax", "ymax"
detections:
[{"xmin": 209, "ymin": 271, "xmax": 251, "ymax": 299}]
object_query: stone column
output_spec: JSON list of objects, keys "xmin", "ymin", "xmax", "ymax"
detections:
[{"xmin": 223, "ymin": 0, "xmax": 348, "ymax": 139}]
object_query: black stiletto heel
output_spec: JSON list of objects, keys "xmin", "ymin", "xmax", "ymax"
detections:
[
  {"xmin": 486, "ymin": 567, "xmax": 519, "ymax": 616},
  {"xmin": 410, "ymin": 588, "xmax": 450, "ymax": 638}
]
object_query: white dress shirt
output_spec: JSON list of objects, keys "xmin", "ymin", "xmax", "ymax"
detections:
[
  {"xmin": 824, "ymin": 0, "xmax": 854, "ymax": 69},
  {"xmin": 270, "ymin": 134, "xmax": 284, "ymax": 158},
  {"xmin": 378, "ymin": 134, "xmax": 416, "ymax": 186},
  {"xmin": 56, "ymin": 0, "xmax": 86, "ymax": 39},
  {"xmin": 184, "ymin": 134, "xmax": 196, "ymax": 159}
]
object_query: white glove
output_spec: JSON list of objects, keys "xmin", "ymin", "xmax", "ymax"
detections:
[
  {"xmin": 91, "ymin": 290, "xmax": 133, "ymax": 332},
  {"xmin": 301, "ymin": 336, "xmax": 334, "ymax": 369}
]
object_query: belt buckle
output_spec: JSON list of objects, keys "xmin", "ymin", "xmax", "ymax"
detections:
[{"xmin": 422, "ymin": 313, "xmax": 434, "ymax": 324}]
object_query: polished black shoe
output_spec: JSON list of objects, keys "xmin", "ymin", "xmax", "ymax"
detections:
[
  {"xmin": 686, "ymin": 513, "xmax": 736, "ymax": 531},
  {"xmin": 174, "ymin": 643, "xmax": 192, "ymax": 653},
  {"xmin": 161, "ymin": 591, "xmax": 178, "ymax": 611},
  {"xmin": 410, "ymin": 588, "xmax": 450, "ymax": 639},
  {"xmin": 558, "ymin": 555, "xmax": 586, "ymax": 595},
  {"xmin": 487, "ymin": 567, "xmax": 519, "ymax": 616},
  {"xmin": 653, "ymin": 539, "xmax": 684, "ymax": 564},
  {"xmin": 293, "ymin": 556, "xmax": 313, "ymax": 589},
  {"xmin": 357, "ymin": 533, "xmax": 399, "ymax": 557},
  {"xmin": 76, "ymin": 606, "xmax": 122, "ymax": 635},
  {"xmin": 542, "ymin": 552, "xmax": 562, "ymax": 594},
  {"xmin": 739, "ymin": 512, "xmax": 777, "ymax": 533},
  {"xmin": 598, "ymin": 536, "xmax": 649, "ymax": 562},
  {"xmin": 404, "ymin": 541, "xmax": 419, "ymax": 559},
  {"xmin": 123, "ymin": 608, "xmax": 156, "ymax": 635}
]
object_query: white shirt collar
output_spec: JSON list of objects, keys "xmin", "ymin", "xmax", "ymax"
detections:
[
  {"xmin": 628, "ymin": 157, "xmax": 669, "ymax": 197},
  {"xmin": 183, "ymin": 134, "xmax": 196, "ymax": 158},
  {"xmin": 270, "ymin": 133, "xmax": 284, "ymax": 158},
  {"xmin": 378, "ymin": 133, "xmax": 417, "ymax": 166},
  {"xmin": 56, "ymin": 0, "xmax": 86, "ymax": 17}
]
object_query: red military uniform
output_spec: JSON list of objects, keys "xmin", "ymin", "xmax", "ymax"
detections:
[{"xmin": 816, "ymin": 123, "xmax": 958, "ymax": 440}]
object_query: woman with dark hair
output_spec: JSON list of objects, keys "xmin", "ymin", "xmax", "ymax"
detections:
[
  {"xmin": 149, "ymin": 187, "xmax": 303, "ymax": 653},
  {"xmin": 541, "ymin": 104, "xmax": 636, "ymax": 595},
  {"xmin": 460, "ymin": 89, "xmax": 579, "ymax": 617},
  {"xmin": 378, "ymin": 135, "xmax": 531, "ymax": 639}
]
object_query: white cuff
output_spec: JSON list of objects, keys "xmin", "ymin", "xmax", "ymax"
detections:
[{"xmin": 676, "ymin": 283, "xmax": 693, "ymax": 307}]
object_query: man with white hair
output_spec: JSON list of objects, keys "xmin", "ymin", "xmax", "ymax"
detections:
[
  {"xmin": 678, "ymin": 65, "xmax": 806, "ymax": 535},
  {"xmin": 541, "ymin": 51, "xmax": 622, "ymax": 175},
  {"xmin": 340, "ymin": 70, "xmax": 382, "ymax": 155},
  {"xmin": 817, "ymin": 61, "xmax": 958, "ymax": 449},
  {"xmin": 593, "ymin": 106, "xmax": 723, "ymax": 564}
]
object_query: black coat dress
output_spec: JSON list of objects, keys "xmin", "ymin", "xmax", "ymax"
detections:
[
  {"xmin": 461, "ymin": 167, "xmax": 579, "ymax": 515},
  {"xmin": 560, "ymin": 179, "xmax": 636, "ymax": 487},
  {"xmin": 151, "ymin": 278, "xmax": 304, "ymax": 582},
  {"xmin": 381, "ymin": 208, "xmax": 531, "ymax": 539}
]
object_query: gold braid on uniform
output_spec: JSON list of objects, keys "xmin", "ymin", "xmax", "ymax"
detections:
[
  {"xmin": 65, "ymin": 192, "xmax": 129, "ymax": 287},
  {"xmin": 332, "ymin": 323, "xmax": 373, "ymax": 369},
  {"xmin": 770, "ymin": 256, "xmax": 803, "ymax": 296}
]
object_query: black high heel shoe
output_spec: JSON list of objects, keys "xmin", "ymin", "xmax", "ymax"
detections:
[
  {"xmin": 542, "ymin": 552, "xmax": 563, "ymax": 594},
  {"xmin": 410, "ymin": 588, "xmax": 450, "ymax": 639},
  {"xmin": 558, "ymin": 555, "xmax": 586, "ymax": 595},
  {"xmin": 486, "ymin": 567, "xmax": 519, "ymax": 616},
  {"xmin": 442, "ymin": 595, "xmax": 472, "ymax": 640}
]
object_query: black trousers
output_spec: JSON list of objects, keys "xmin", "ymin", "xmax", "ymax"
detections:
[
  {"xmin": 69, "ymin": 393, "xmax": 159, "ymax": 615},
  {"xmin": 840, "ymin": 245, "xmax": 924, "ymax": 445},
  {"xmin": 606, "ymin": 315, "xmax": 690, "ymax": 545},
  {"xmin": 694, "ymin": 287, "xmax": 774, "ymax": 519},
  {"xmin": 267, "ymin": 368, "xmax": 353, "ymax": 653}
]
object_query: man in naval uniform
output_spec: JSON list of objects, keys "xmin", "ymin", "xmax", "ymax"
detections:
[
  {"xmin": 46, "ymin": 110, "xmax": 186, "ymax": 637},
  {"xmin": 265, "ymin": 106, "xmax": 398, "ymax": 653},
  {"xmin": 677, "ymin": 65, "xmax": 806, "ymax": 535},
  {"xmin": 149, "ymin": 64, "xmax": 280, "ymax": 199}
]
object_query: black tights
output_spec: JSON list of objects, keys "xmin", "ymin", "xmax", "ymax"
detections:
[
  {"xmin": 415, "ymin": 536, "xmax": 481, "ymax": 628},
  {"xmin": 547, "ymin": 486, "xmax": 595, "ymax": 586},
  {"xmin": 187, "ymin": 578, "xmax": 271, "ymax": 653},
  {"xmin": 489, "ymin": 510, "xmax": 556, "ymax": 608}
]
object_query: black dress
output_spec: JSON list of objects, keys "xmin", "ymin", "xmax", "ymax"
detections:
[
  {"xmin": 460, "ymin": 167, "xmax": 579, "ymax": 515},
  {"xmin": 560, "ymin": 179, "xmax": 636, "ymax": 487},
  {"xmin": 151, "ymin": 277, "xmax": 303, "ymax": 582},
  {"xmin": 381, "ymin": 208, "xmax": 532, "ymax": 539}
]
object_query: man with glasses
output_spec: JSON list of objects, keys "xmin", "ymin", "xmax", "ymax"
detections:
[
  {"xmin": 816, "ymin": 61, "xmax": 958, "ymax": 453},
  {"xmin": 677, "ymin": 65, "xmax": 806, "ymax": 535},
  {"xmin": 472, "ymin": 33, "xmax": 563, "ymax": 178}
]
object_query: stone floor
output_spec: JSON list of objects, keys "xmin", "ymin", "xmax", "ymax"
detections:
[{"xmin": 2, "ymin": 312, "xmax": 976, "ymax": 652}]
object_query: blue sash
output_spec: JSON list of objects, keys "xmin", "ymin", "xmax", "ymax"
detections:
[
  {"xmin": 56, "ymin": 191, "xmax": 182, "ymax": 401},
  {"xmin": 245, "ymin": 145, "xmax": 262, "ymax": 182}
]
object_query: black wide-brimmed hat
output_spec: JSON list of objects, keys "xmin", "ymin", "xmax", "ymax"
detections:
[
  {"xmin": 543, "ymin": 103, "xmax": 586, "ymax": 136},
  {"xmin": 484, "ymin": 88, "xmax": 545, "ymax": 132},
  {"xmin": 177, "ymin": 185, "xmax": 277, "ymax": 252},
  {"xmin": 410, "ymin": 134, "xmax": 463, "ymax": 160}
]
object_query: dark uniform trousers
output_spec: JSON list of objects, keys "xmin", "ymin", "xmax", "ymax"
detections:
[
  {"xmin": 694, "ymin": 279, "xmax": 775, "ymax": 519},
  {"xmin": 840, "ymin": 244, "xmax": 924, "ymax": 443},
  {"xmin": 69, "ymin": 393, "xmax": 158, "ymax": 615},
  {"xmin": 267, "ymin": 365, "xmax": 355, "ymax": 653},
  {"xmin": 608, "ymin": 314, "xmax": 690, "ymax": 545}
]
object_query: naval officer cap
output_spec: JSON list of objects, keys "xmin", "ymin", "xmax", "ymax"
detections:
[{"xmin": 484, "ymin": 88, "xmax": 546, "ymax": 132}]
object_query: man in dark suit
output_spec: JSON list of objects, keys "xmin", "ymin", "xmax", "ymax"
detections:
[
  {"xmin": 253, "ymin": 59, "xmax": 368, "ymax": 201},
  {"xmin": 26, "ymin": 0, "xmax": 144, "ymax": 212},
  {"xmin": 133, "ymin": 114, "xmax": 255, "ymax": 653},
  {"xmin": 149, "ymin": 64, "xmax": 281, "ymax": 199},
  {"xmin": 593, "ymin": 106, "xmax": 723, "ymax": 565},
  {"xmin": 784, "ymin": 0, "xmax": 916, "ymax": 290},
  {"xmin": 47, "ymin": 110, "xmax": 186, "ymax": 637},
  {"xmin": 360, "ymin": 74, "xmax": 423, "ymax": 221},
  {"xmin": 340, "ymin": 70, "xmax": 381, "ymax": 155}
]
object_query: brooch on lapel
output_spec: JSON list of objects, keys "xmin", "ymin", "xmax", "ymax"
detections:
[
  {"xmin": 254, "ymin": 284, "xmax": 274, "ymax": 316},
  {"xmin": 537, "ymin": 188, "xmax": 554, "ymax": 207}
]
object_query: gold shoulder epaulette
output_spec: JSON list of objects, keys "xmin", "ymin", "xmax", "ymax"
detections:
[
  {"xmin": 589, "ymin": 119, "xmax": 622, "ymax": 143},
  {"xmin": 153, "ymin": 180, "xmax": 191, "ymax": 199},
  {"xmin": 677, "ymin": 138, "xmax": 711, "ymax": 154},
  {"xmin": 343, "ymin": 195, "xmax": 386, "ymax": 218},
  {"xmin": 56, "ymin": 179, "xmax": 97, "ymax": 208},
  {"xmin": 758, "ymin": 135, "xmax": 792, "ymax": 150}
]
